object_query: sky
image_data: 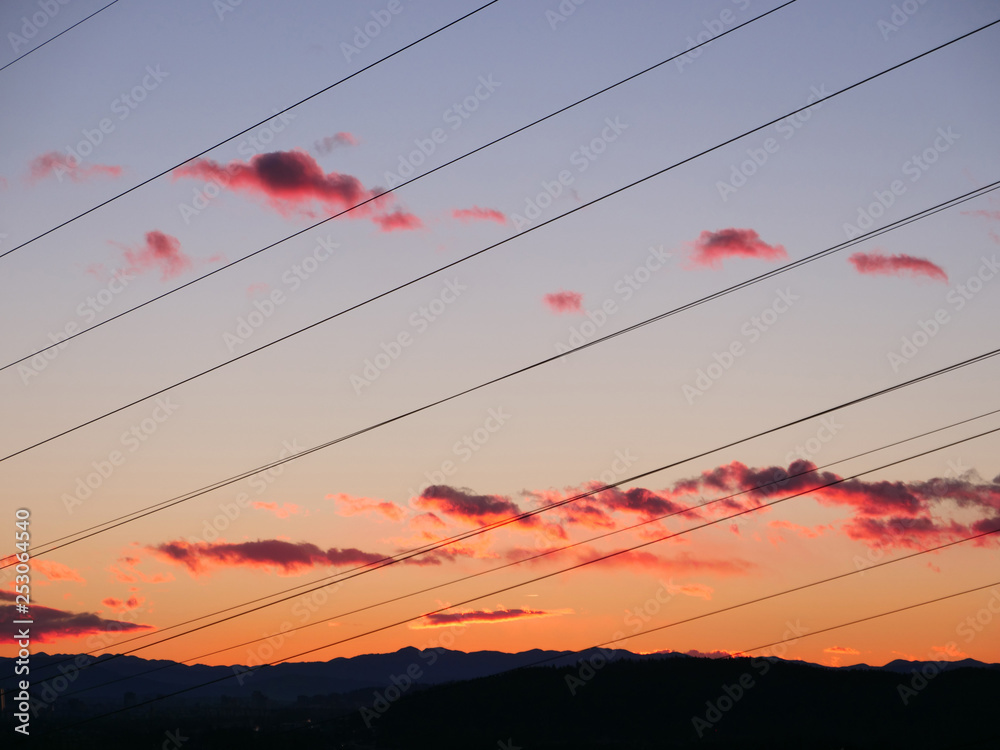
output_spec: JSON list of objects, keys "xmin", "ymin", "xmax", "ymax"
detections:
[{"xmin": 1, "ymin": 0, "xmax": 999, "ymax": 675}]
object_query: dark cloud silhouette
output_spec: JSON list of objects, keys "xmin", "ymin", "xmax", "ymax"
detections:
[{"xmin": 0, "ymin": 591, "xmax": 153, "ymax": 643}]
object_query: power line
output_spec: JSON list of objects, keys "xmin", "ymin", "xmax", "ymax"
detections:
[
  {"xmin": 44, "ymin": 403, "xmax": 1000, "ymax": 695},
  {"xmin": 20, "ymin": 400, "xmax": 1000, "ymax": 684},
  {"xmin": 0, "ymin": 0, "xmax": 501, "ymax": 260},
  {"xmin": 738, "ymin": 580, "xmax": 1000, "ymax": 656},
  {"xmin": 53, "ymin": 425, "xmax": 1000, "ymax": 726},
  {"xmin": 5, "ymin": 184, "xmax": 999, "ymax": 566},
  {"xmin": 55, "ymin": 526, "xmax": 1000, "ymax": 699},
  {"xmin": 0, "ymin": 0, "xmax": 800, "ymax": 373},
  {"xmin": 4, "ymin": 20, "xmax": 995, "ymax": 464},
  {"xmin": 0, "ymin": 0, "xmax": 120, "ymax": 74}
]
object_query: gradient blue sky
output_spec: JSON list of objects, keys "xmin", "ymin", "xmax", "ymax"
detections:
[{"xmin": 1, "ymin": 0, "xmax": 999, "ymax": 667}]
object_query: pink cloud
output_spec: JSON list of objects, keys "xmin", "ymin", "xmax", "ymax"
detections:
[
  {"xmin": 453, "ymin": 206, "xmax": 506, "ymax": 224},
  {"xmin": 28, "ymin": 151, "xmax": 122, "ymax": 184},
  {"xmin": 689, "ymin": 228, "xmax": 787, "ymax": 268},
  {"xmin": 101, "ymin": 594, "xmax": 144, "ymax": 613},
  {"xmin": 172, "ymin": 149, "xmax": 420, "ymax": 232},
  {"xmin": 543, "ymin": 290, "xmax": 584, "ymax": 315},
  {"xmin": 824, "ymin": 645, "xmax": 860, "ymax": 655},
  {"xmin": 373, "ymin": 207, "xmax": 423, "ymax": 232},
  {"xmin": 411, "ymin": 607, "xmax": 567, "ymax": 629},
  {"xmin": 848, "ymin": 251, "xmax": 947, "ymax": 282},
  {"xmin": 0, "ymin": 590, "xmax": 153, "ymax": 643},
  {"xmin": 32, "ymin": 559, "xmax": 85, "ymax": 585},
  {"xmin": 118, "ymin": 230, "xmax": 193, "ymax": 281},
  {"xmin": 314, "ymin": 132, "xmax": 360, "ymax": 154},
  {"xmin": 329, "ymin": 493, "xmax": 406, "ymax": 522},
  {"xmin": 251, "ymin": 501, "xmax": 301, "ymax": 519}
]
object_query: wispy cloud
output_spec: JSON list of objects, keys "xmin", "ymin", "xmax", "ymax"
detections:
[{"xmin": 848, "ymin": 250, "xmax": 947, "ymax": 282}]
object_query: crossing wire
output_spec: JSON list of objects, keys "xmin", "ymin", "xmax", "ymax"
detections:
[
  {"xmin": 4, "ymin": 180, "xmax": 998, "ymax": 566},
  {"xmin": 51, "ymin": 425, "xmax": 1000, "ymax": 727},
  {"xmin": 2, "ymin": 19, "xmax": 998, "ymax": 465},
  {"xmin": 37, "ymin": 405, "xmax": 1000, "ymax": 695},
  {"xmin": 0, "ymin": 0, "xmax": 120, "ymax": 74},
  {"xmin": 0, "ymin": 0, "xmax": 501, "ymax": 260},
  {"xmin": 0, "ymin": 0, "xmax": 800, "ymax": 373}
]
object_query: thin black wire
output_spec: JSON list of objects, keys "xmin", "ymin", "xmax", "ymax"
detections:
[
  {"xmin": 5, "ymin": 19, "xmax": 996, "ymax": 465},
  {"xmin": 0, "ymin": 1, "xmax": 800, "ymax": 373},
  {"xmin": 54, "ymin": 425, "xmax": 1000, "ymax": 727},
  {"xmin": 21, "ymin": 401, "xmax": 1000, "ymax": 687},
  {"xmin": 0, "ymin": 0, "xmax": 501, "ymax": 261},
  {"xmin": 0, "ymin": 0, "xmax": 120, "ymax": 74},
  {"xmin": 739, "ymin": 580, "xmax": 1000, "ymax": 655},
  {"xmin": 5, "ymin": 182, "xmax": 999, "ymax": 567}
]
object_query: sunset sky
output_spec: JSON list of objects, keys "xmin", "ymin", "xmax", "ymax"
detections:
[{"xmin": 1, "ymin": 0, "xmax": 999, "ymax": 676}]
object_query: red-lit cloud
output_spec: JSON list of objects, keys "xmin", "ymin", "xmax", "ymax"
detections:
[
  {"xmin": 0, "ymin": 590, "xmax": 153, "ymax": 643},
  {"xmin": 148, "ymin": 539, "xmax": 386, "ymax": 576},
  {"xmin": 373, "ymin": 207, "xmax": 423, "ymax": 232},
  {"xmin": 414, "ymin": 485, "xmax": 566, "ymax": 541},
  {"xmin": 251, "ymin": 501, "xmax": 301, "ymax": 518},
  {"xmin": 29, "ymin": 151, "xmax": 122, "ymax": 183},
  {"xmin": 411, "ymin": 607, "xmax": 567, "ymax": 629},
  {"xmin": 848, "ymin": 251, "xmax": 948, "ymax": 282},
  {"xmin": 32, "ymin": 559, "xmax": 85, "ymax": 585},
  {"xmin": 172, "ymin": 149, "xmax": 420, "ymax": 231},
  {"xmin": 329, "ymin": 493, "xmax": 406, "ymax": 522},
  {"xmin": 108, "ymin": 555, "xmax": 174, "ymax": 584},
  {"xmin": 315, "ymin": 132, "xmax": 359, "ymax": 154},
  {"xmin": 102, "ymin": 594, "xmax": 144, "ymax": 613},
  {"xmin": 689, "ymin": 228, "xmax": 787, "ymax": 268},
  {"xmin": 543, "ymin": 290, "xmax": 584, "ymax": 314},
  {"xmin": 824, "ymin": 645, "xmax": 860, "ymax": 655},
  {"xmin": 453, "ymin": 206, "xmax": 506, "ymax": 224},
  {"xmin": 118, "ymin": 230, "xmax": 192, "ymax": 281},
  {"xmin": 579, "ymin": 549, "xmax": 756, "ymax": 578}
]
